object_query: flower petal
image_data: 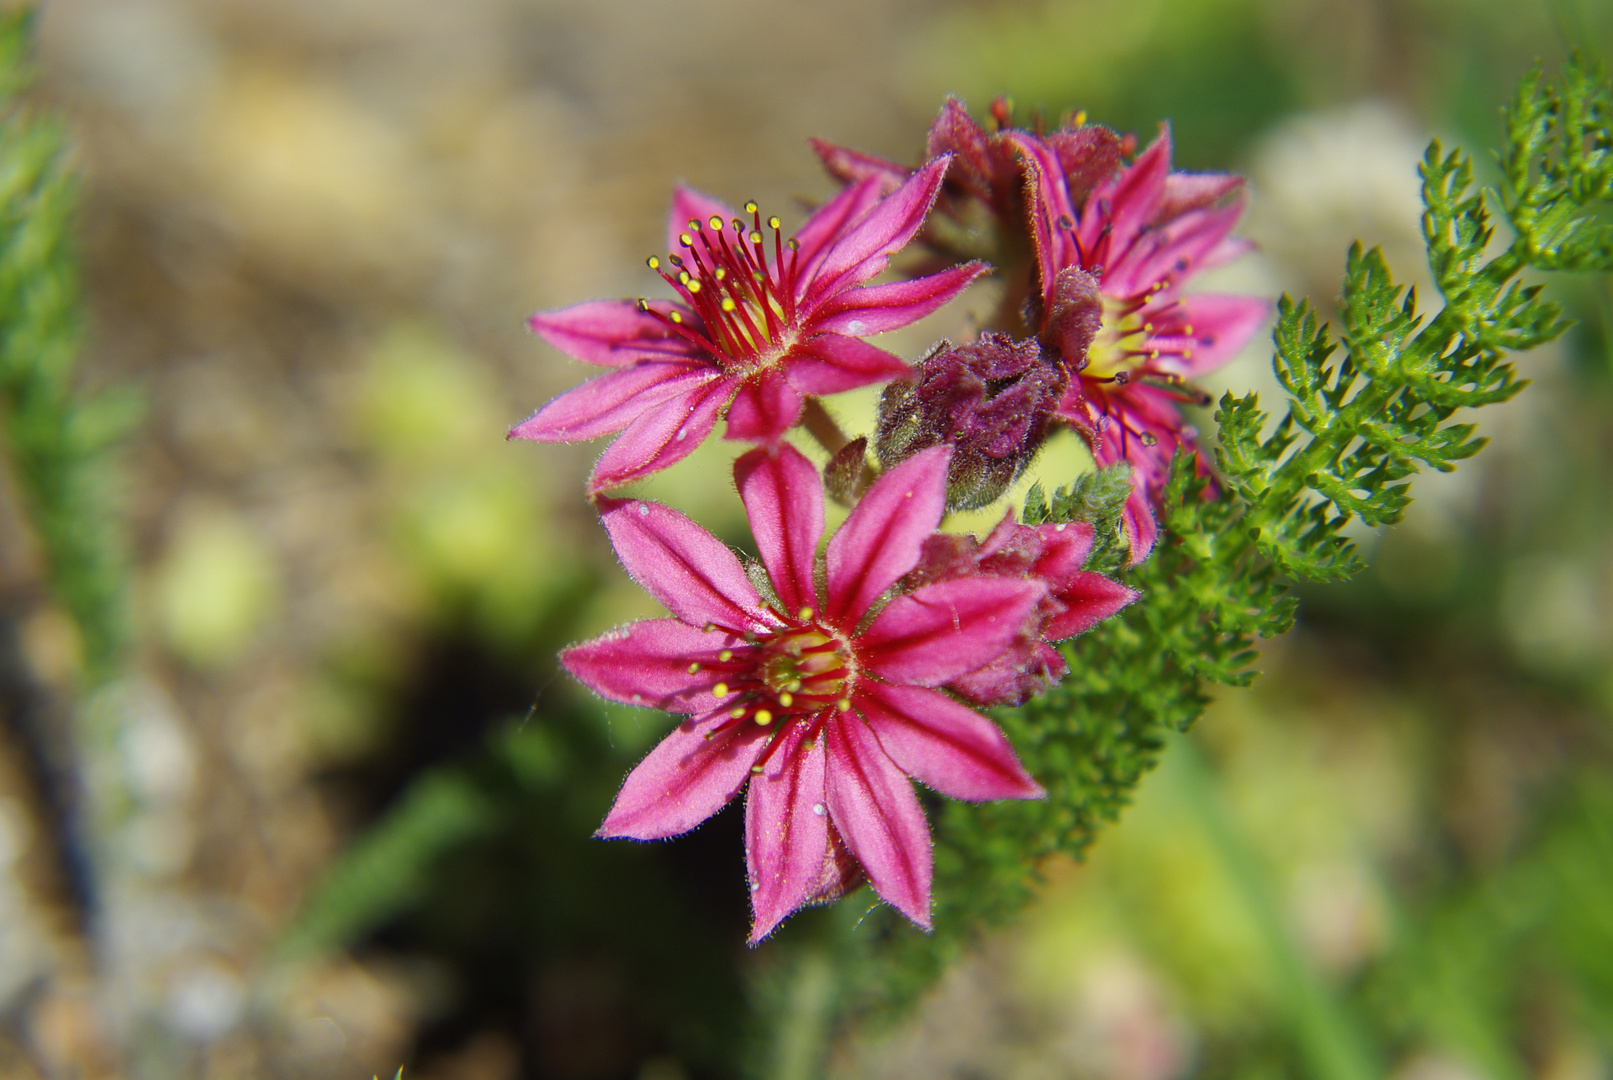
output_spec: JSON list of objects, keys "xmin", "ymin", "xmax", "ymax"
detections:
[
  {"xmin": 1082, "ymin": 127, "xmax": 1171, "ymax": 266},
  {"xmin": 824, "ymin": 445, "xmax": 950, "ymax": 627},
  {"xmin": 857, "ymin": 681, "xmax": 1043, "ymax": 801},
  {"xmin": 1030, "ymin": 521, "xmax": 1097, "ymax": 581},
  {"xmin": 826, "ymin": 711, "xmax": 932, "ymax": 929},
  {"xmin": 667, "ymin": 186, "xmax": 737, "ymax": 260},
  {"xmin": 809, "ymin": 136, "xmax": 909, "ymax": 195},
  {"xmin": 561, "ymin": 618, "xmax": 733, "ymax": 714},
  {"xmin": 735, "ymin": 444, "xmax": 823, "ymax": 617},
  {"xmin": 782, "ymin": 334, "xmax": 911, "ymax": 397},
  {"xmin": 1169, "ymin": 294, "xmax": 1269, "ymax": 377},
  {"xmin": 1120, "ymin": 484, "xmax": 1159, "ymax": 566},
  {"xmin": 809, "ymin": 262, "xmax": 988, "ymax": 336},
  {"xmin": 509, "ymin": 361, "xmax": 712, "ymax": 442},
  {"xmin": 599, "ymin": 496, "xmax": 773, "ymax": 634},
  {"xmin": 597, "ymin": 709, "xmax": 767, "ymax": 840},
  {"xmin": 724, "ymin": 368, "xmax": 803, "ymax": 442},
  {"xmin": 1044, "ymin": 572, "xmax": 1140, "ymax": 640},
  {"xmin": 746, "ymin": 723, "xmax": 829, "ymax": 944},
  {"xmin": 529, "ymin": 299, "xmax": 699, "ymax": 368},
  {"xmin": 587, "ymin": 376, "xmax": 730, "ymax": 493},
  {"xmin": 806, "ymin": 156, "xmax": 951, "ymax": 294},
  {"xmin": 1004, "ymin": 132, "xmax": 1079, "ymax": 316},
  {"xmin": 860, "ymin": 577, "xmax": 1046, "ymax": 686},
  {"xmin": 793, "ymin": 175, "xmax": 889, "ymax": 274}
]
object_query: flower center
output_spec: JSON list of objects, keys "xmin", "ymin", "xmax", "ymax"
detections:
[
  {"xmin": 701, "ymin": 612, "xmax": 854, "ymax": 737},
  {"xmin": 1083, "ymin": 293, "xmax": 1153, "ymax": 382},
  {"xmin": 641, "ymin": 201, "xmax": 803, "ymax": 371}
]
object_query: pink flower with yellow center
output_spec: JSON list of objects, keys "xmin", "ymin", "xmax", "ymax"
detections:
[
  {"xmin": 510, "ymin": 158, "xmax": 984, "ymax": 495},
  {"xmin": 1011, "ymin": 129, "xmax": 1268, "ymax": 561},
  {"xmin": 563, "ymin": 443, "xmax": 1046, "ymax": 942}
]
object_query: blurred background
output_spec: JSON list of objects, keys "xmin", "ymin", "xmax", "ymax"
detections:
[{"xmin": 0, "ymin": 0, "xmax": 1611, "ymax": 1077}]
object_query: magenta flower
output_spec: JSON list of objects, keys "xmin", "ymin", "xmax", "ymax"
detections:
[
  {"xmin": 563, "ymin": 443, "xmax": 1046, "ymax": 942},
  {"xmin": 904, "ymin": 514, "xmax": 1139, "ymax": 707},
  {"xmin": 1011, "ymin": 129, "xmax": 1268, "ymax": 562},
  {"xmin": 510, "ymin": 158, "xmax": 985, "ymax": 495}
]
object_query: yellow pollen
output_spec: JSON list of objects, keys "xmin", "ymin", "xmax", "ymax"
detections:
[
  {"xmin": 636, "ymin": 299, "xmax": 649, "ymax": 311},
  {"xmin": 1074, "ymin": 109, "xmax": 1088, "ymax": 124},
  {"xmin": 688, "ymin": 280, "xmax": 701, "ymax": 293},
  {"xmin": 754, "ymin": 709, "xmax": 773, "ymax": 726},
  {"xmin": 730, "ymin": 707, "xmax": 746, "ymax": 718},
  {"xmin": 744, "ymin": 200, "xmax": 759, "ymax": 213},
  {"xmin": 798, "ymin": 606, "xmax": 814, "ymax": 621},
  {"xmin": 787, "ymin": 238, "xmax": 799, "ymax": 251},
  {"xmin": 1182, "ymin": 349, "xmax": 1194, "ymax": 359},
  {"xmin": 688, "ymin": 662, "xmax": 701, "ymax": 674},
  {"xmin": 1143, "ymin": 322, "xmax": 1153, "ymax": 333},
  {"xmin": 748, "ymin": 230, "xmax": 762, "ymax": 244},
  {"xmin": 786, "ymin": 679, "xmax": 802, "ymax": 693},
  {"xmin": 709, "ymin": 215, "xmax": 724, "ymax": 230},
  {"xmin": 679, "ymin": 233, "xmax": 693, "ymax": 247},
  {"xmin": 719, "ymin": 649, "xmax": 733, "ymax": 661},
  {"xmin": 688, "ymin": 218, "xmax": 702, "ymax": 231},
  {"xmin": 669, "ymin": 311, "xmax": 683, "ymax": 323},
  {"xmin": 715, "ymin": 267, "xmax": 727, "ymax": 280},
  {"xmin": 713, "ymin": 682, "xmax": 729, "ymax": 697},
  {"xmin": 678, "ymin": 270, "xmax": 691, "ymax": 284},
  {"xmin": 767, "ymin": 215, "xmax": 780, "ymax": 229},
  {"xmin": 646, "ymin": 255, "xmax": 660, "ymax": 269},
  {"xmin": 1183, "ymin": 324, "xmax": 1194, "ymax": 334},
  {"xmin": 778, "ymin": 692, "xmax": 793, "ymax": 707},
  {"xmin": 721, "ymin": 298, "xmax": 737, "ymax": 312},
  {"xmin": 838, "ymin": 699, "xmax": 851, "ymax": 712}
]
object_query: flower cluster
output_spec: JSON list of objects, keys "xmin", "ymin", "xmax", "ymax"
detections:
[{"xmin": 511, "ymin": 98, "xmax": 1264, "ymax": 940}]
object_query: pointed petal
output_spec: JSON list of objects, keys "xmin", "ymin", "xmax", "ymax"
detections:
[
  {"xmin": 858, "ymin": 681, "xmax": 1042, "ymax": 801},
  {"xmin": 724, "ymin": 368, "xmax": 803, "ymax": 442},
  {"xmin": 809, "ymin": 136, "xmax": 909, "ymax": 194},
  {"xmin": 599, "ymin": 496, "xmax": 773, "ymax": 634},
  {"xmin": 860, "ymin": 577, "xmax": 1046, "ymax": 686},
  {"xmin": 1004, "ymin": 132, "xmax": 1079, "ymax": 317},
  {"xmin": 587, "ymin": 377, "xmax": 729, "ymax": 493},
  {"xmin": 824, "ymin": 445, "xmax": 950, "ymax": 627},
  {"xmin": 746, "ymin": 724, "xmax": 829, "ymax": 944},
  {"xmin": 809, "ymin": 262, "xmax": 988, "ymax": 335},
  {"xmin": 1044, "ymin": 573, "xmax": 1140, "ymax": 640},
  {"xmin": 804, "ymin": 823, "xmax": 866, "ymax": 904},
  {"xmin": 1030, "ymin": 521, "xmax": 1097, "ymax": 580},
  {"xmin": 1120, "ymin": 484, "xmax": 1158, "ymax": 566},
  {"xmin": 667, "ymin": 186, "xmax": 738, "ymax": 261},
  {"xmin": 1082, "ymin": 127, "xmax": 1171, "ymax": 265},
  {"xmin": 735, "ymin": 444, "xmax": 823, "ymax": 617},
  {"xmin": 529, "ymin": 300, "xmax": 700, "ymax": 368},
  {"xmin": 509, "ymin": 361, "xmax": 711, "ymax": 442},
  {"xmin": 1168, "ymin": 294, "xmax": 1269, "ymax": 377},
  {"xmin": 793, "ymin": 175, "xmax": 889, "ymax": 275},
  {"xmin": 806, "ymin": 156, "xmax": 951, "ymax": 294},
  {"xmin": 561, "ymin": 618, "xmax": 734, "ymax": 714},
  {"xmin": 598, "ymin": 709, "xmax": 767, "ymax": 840},
  {"xmin": 926, "ymin": 97, "xmax": 996, "ymax": 194},
  {"xmin": 1048, "ymin": 124, "xmax": 1125, "ymax": 204},
  {"xmin": 826, "ymin": 711, "xmax": 932, "ymax": 929},
  {"xmin": 781, "ymin": 335, "xmax": 911, "ymax": 397},
  {"xmin": 1154, "ymin": 171, "xmax": 1242, "ymax": 223},
  {"xmin": 1107, "ymin": 198, "xmax": 1245, "ymax": 297}
]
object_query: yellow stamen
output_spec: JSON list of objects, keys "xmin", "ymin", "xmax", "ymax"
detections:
[
  {"xmin": 688, "ymin": 662, "xmax": 701, "ymax": 674},
  {"xmin": 754, "ymin": 709, "xmax": 773, "ymax": 726},
  {"xmin": 713, "ymin": 683, "xmax": 729, "ymax": 697},
  {"xmin": 778, "ymin": 693, "xmax": 793, "ymax": 707}
]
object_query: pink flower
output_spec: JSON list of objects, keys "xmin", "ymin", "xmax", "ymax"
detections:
[
  {"xmin": 510, "ymin": 158, "xmax": 985, "ymax": 495},
  {"xmin": 563, "ymin": 443, "xmax": 1045, "ymax": 942},
  {"xmin": 903, "ymin": 514, "xmax": 1139, "ymax": 707},
  {"xmin": 1011, "ymin": 128, "xmax": 1268, "ymax": 562}
]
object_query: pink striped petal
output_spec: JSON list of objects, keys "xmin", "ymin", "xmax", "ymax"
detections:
[
  {"xmin": 809, "ymin": 262, "xmax": 988, "ymax": 335},
  {"xmin": 1170, "ymin": 294, "xmax": 1269, "ymax": 377},
  {"xmin": 807, "ymin": 156, "xmax": 951, "ymax": 293},
  {"xmin": 746, "ymin": 723, "xmax": 829, "ymax": 943},
  {"xmin": 809, "ymin": 137, "xmax": 909, "ymax": 195},
  {"xmin": 1030, "ymin": 521, "xmax": 1097, "ymax": 581},
  {"xmin": 734, "ymin": 444, "xmax": 823, "ymax": 617},
  {"xmin": 793, "ymin": 175, "xmax": 890, "ymax": 278},
  {"xmin": 926, "ymin": 97, "xmax": 998, "ymax": 195},
  {"xmin": 1083, "ymin": 128, "xmax": 1171, "ymax": 264},
  {"xmin": 529, "ymin": 300, "xmax": 699, "ymax": 368},
  {"xmin": 1120, "ymin": 484, "xmax": 1158, "ymax": 566},
  {"xmin": 561, "ymin": 618, "xmax": 733, "ymax": 715},
  {"xmin": 823, "ymin": 445, "xmax": 950, "ymax": 627},
  {"xmin": 1005, "ymin": 132, "xmax": 1079, "ymax": 315},
  {"xmin": 509, "ymin": 361, "xmax": 712, "ymax": 442},
  {"xmin": 724, "ymin": 368, "xmax": 803, "ymax": 442},
  {"xmin": 599, "ymin": 497, "xmax": 773, "ymax": 634},
  {"xmin": 857, "ymin": 681, "xmax": 1043, "ymax": 801},
  {"xmin": 666, "ymin": 186, "xmax": 737, "ymax": 261},
  {"xmin": 1107, "ymin": 199, "xmax": 1245, "ymax": 297},
  {"xmin": 1155, "ymin": 171, "xmax": 1242, "ymax": 222},
  {"xmin": 781, "ymin": 335, "xmax": 911, "ymax": 397},
  {"xmin": 826, "ymin": 711, "xmax": 932, "ymax": 929},
  {"xmin": 1044, "ymin": 573, "xmax": 1139, "ymax": 640},
  {"xmin": 860, "ymin": 577, "xmax": 1046, "ymax": 686},
  {"xmin": 597, "ymin": 709, "xmax": 767, "ymax": 840},
  {"xmin": 587, "ymin": 377, "xmax": 730, "ymax": 494}
]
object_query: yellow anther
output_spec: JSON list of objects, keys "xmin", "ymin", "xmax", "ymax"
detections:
[
  {"xmin": 721, "ymin": 298, "xmax": 737, "ymax": 312},
  {"xmin": 730, "ymin": 707, "xmax": 746, "ymax": 718},
  {"xmin": 744, "ymin": 200, "xmax": 759, "ymax": 213},
  {"xmin": 713, "ymin": 682, "xmax": 730, "ymax": 697},
  {"xmin": 679, "ymin": 233, "xmax": 693, "ymax": 247},
  {"xmin": 787, "ymin": 238, "xmax": 800, "ymax": 251},
  {"xmin": 838, "ymin": 699, "xmax": 852, "ymax": 712},
  {"xmin": 798, "ymin": 606, "xmax": 814, "ymax": 621},
  {"xmin": 688, "ymin": 218, "xmax": 702, "ymax": 231},
  {"xmin": 1074, "ymin": 109, "xmax": 1088, "ymax": 125},
  {"xmin": 669, "ymin": 311, "xmax": 683, "ymax": 323},
  {"xmin": 748, "ymin": 230, "xmax": 762, "ymax": 244},
  {"xmin": 719, "ymin": 649, "xmax": 734, "ymax": 661},
  {"xmin": 1142, "ymin": 322, "xmax": 1153, "ymax": 333},
  {"xmin": 715, "ymin": 266, "xmax": 728, "ymax": 280},
  {"xmin": 786, "ymin": 679, "xmax": 802, "ymax": 693},
  {"xmin": 778, "ymin": 692, "xmax": 793, "ymax": 707},
  {"xmin": 678, "ymin": 270, "xmax": 691, "ymax": 284},
  {"xmin": 709, "ymin": 215, "xmax": 724, "ymax": 230},
  {"xmin": 636, "ymin": 298, "xmax": 649, "ymax": 311},
  {"xmin": 754, "ymin": 709, "xmax": 773, "ymax": 726},
  {"xmin": 767, "ymin": 215, "xmax": 780, "ymax": 229},
  {"xmin": 1182, "ymin": 349, "xmax": 1194, "ymax": 360},
  {"xmin": 688, "ymin": 280, "xmax": 701, "ymax": 293},
  {"xmin": 688, "ymin": 662, "xmax": 702, "ymax": 674},
  {"xmin": 1183, "ymin": 324, "xmax": 1194, "ymax": 335},
  {"xmin": 646, "ymin": 255, "xmax": 660, "ymax": 269}
]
